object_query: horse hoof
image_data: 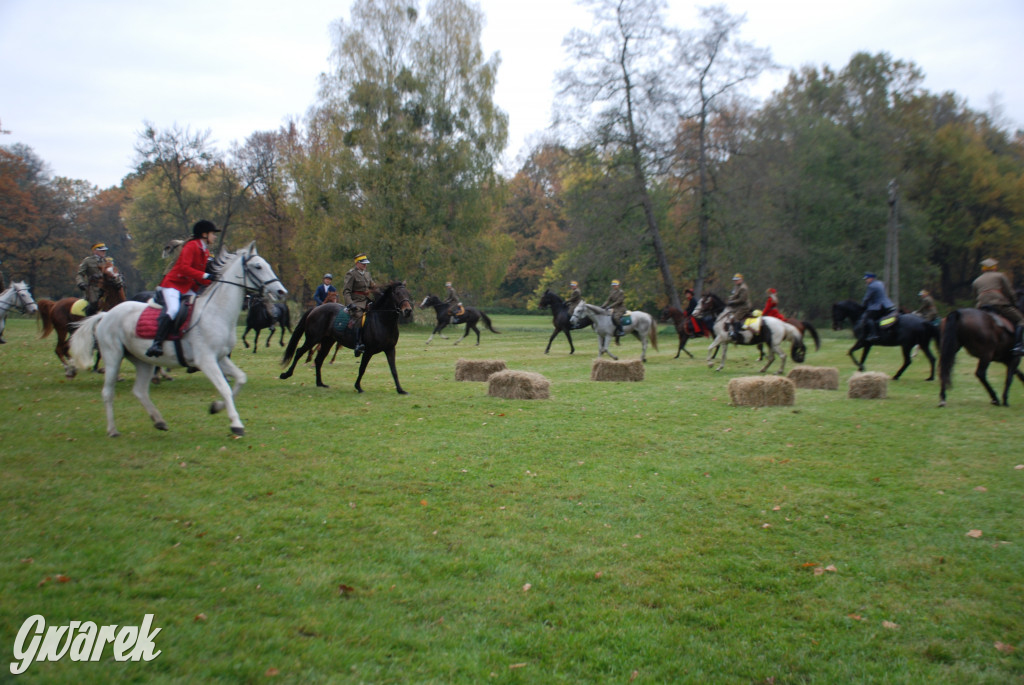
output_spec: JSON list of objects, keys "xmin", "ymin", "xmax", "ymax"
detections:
[
  {"xmin": 317, "ymin": 383, "xmax": 329, "ymax": 389},
  {"xmin": 108, "ymin": 430, "xmax": 121, "ymax": 438},
  {"xmin": 279, "ymin": 372, "xmax": 291, "ymax": 380},
  {"xmin": 154, "ymin": 421, "xmax": 169, "ymax": 431},
  {"xmin": 938, "ymin": 401, "xmax": 946, "ymax": 408},
  {"xmin": 231, "ymin": 427, "xmax": 245, "ymax": 436},
  {"xmin": 210, "ymin": 401, "xmax": 225, "ymax": 414},
  {"xmin": 398, "ymin": 390, "xmax": 409, "ymax": 395}
]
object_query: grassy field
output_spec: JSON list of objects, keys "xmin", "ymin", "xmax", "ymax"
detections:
[{"xmin": 1, "ymin": 311, "xmax": 1022, "ymax": 683}]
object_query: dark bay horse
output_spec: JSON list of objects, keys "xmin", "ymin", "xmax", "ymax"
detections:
[
  {"xmin": 37, "ymin": 261, "xmax": 126, "ymax": 377},
  {"xmin": 939, "ymin": 308, "xmax": 1024, "ymax": 406},
  {"xmin": 658, "ymin": 306, "xmax": 710, "ymax": 359},
  {"xmin": 832, "ymin": 300, "xmax": 864, "ymax": 330},
  {"xmin": 280, "ymin": 282, "xmax": 414, "ymax": 393},
  {"xmin": 538, "ymin": 289, "xmax": 577, "ymax": 354},
  {"xmin": 419, "ymin": 294, "xmax": 500, "ymax": 345},
  {"xmin": 242, "ymin": 294, "xmax": 292, "ymax": 352},
  {"xmin": 849, "ymin": 313, "xmax": 939, "ymax": 380}
]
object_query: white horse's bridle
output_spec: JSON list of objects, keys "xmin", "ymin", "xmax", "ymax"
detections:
[{"xmin": 0, "ymin": 283, "xmax": 37, "ymax": 315}]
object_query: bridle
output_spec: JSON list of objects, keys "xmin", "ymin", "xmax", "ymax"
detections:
[
  {"xmin": 186, "ymin": 252, "xmax": 284, "ymax": 332},
  {"xmin": 0, "ymin": 284, "xmax": 36, "ymax": 315}
]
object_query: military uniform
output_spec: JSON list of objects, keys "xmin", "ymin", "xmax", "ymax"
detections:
[
  {"xmin": 444, "ymin": 282, "xmax": 464, "ymax": 317},
  {"xmin": 343, "ymin": 253, "xmax": 376, "ymax": 356},
  {"xmin": 973, "ymin": 258, "xmax": 1024, "ymax": 355},
  {"xmin": 566, "ymin": 283, "xmax": 582, "ymax": 310},
  {"xmin": 76, "ymin": 251, "xmax": 108, "ymax": 314},
  {"xmin": 913, "ymin": 292, "xmax": 938, "ymax": 322},
  {"xmin": 726, "ymin": 277, "xmax": 752, "ymax": 322},
  {"xmin": 602, "ymin": 282, "xmax": 626, "ymax": 339}
]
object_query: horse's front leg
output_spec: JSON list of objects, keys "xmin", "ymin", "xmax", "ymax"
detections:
[
  {"xmin": 545, "ymin": 329, "xmax": 559, "ymax": 354},
  {"xmin": 242, "ymin": 327, "xmax": 251, "ymax": 349},
  {"xmin": 382, "ymin": 346, "xmax": 408, "ymax": 395},
  {"xmin": 973, "ymin": 358, "xmax": 1001, "ymax": 406},
  {"xmin": 354, "ymin": 351, "xmax": 373, "ymax": 393},
  {"xmin": 566, "ymin": 329, "xmax": 575, "ymax": 355},
  {"xmin": 265, "ymin": 326, "xmax": 275, "ymax": 348},
  {"xmin": 848, "ymin": 342, "xmax": 867, "ymax": 372},
  {"xmin": 892, "ymin": 345, "xmax": 913, "ymax": 380},
  {"xmin": 715, "ymin": 340, "xmax": 729, "ymax": 371},
  {"xmin": 202, "ymin": 353, "xmax": 247, "ymax": 436}
]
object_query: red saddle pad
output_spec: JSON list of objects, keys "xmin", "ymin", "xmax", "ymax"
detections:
[{"xmin": 136, "ymin": 304, "xmax": 193, "ymax": 340}]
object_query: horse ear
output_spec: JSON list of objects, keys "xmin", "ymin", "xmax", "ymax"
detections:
[{"xmin": 246, "ymin": 241, "xmax": 257, "ymax": 254}]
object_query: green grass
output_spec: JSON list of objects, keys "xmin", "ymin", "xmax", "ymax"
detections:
[{"xmin": 1, "ymin": 313, "xmax": 1022, "ymax": 683}]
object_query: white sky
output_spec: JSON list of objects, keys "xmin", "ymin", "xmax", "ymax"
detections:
[{"xmin": 1, "ymin": 0, "xmax": 1021, "ymax": 189}]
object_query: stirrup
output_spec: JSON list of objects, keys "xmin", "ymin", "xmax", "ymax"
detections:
[
  {"xmin": 353, "ymin": 344, "xmax": 364, "ymax": 357},
  {"xmin": 145, "ymin": 342, "xmax": 163, "ymax": 358}
]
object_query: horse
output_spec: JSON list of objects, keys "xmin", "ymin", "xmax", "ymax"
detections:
[
  {"xmin": 849, "ymin": 313, "xmax": 939, "ymax": 380},
  {"xmin": 570, "ymin": 301, "xmax": 658, "ymax": 362},
  {"xmin": 832, "ymin": 300, "xmax": 864, "ymax": 330},
  {"xmin": 658, "ymin": 305, "xmax": 710, "ymax": 359},
  {"xmin": 538, "ymin": 289, "xmax": 578, "ymax": 354},
  {"xmin": 280, "ymin": 282, "xmax": 414, "ymax": 393},
  {"xmin": 38, "ymin": 261, "xmax": 126, "ymax": 377},
  {"xmin": 419, "ymin": 294, "xmax": 500, "ymax": 345},
  {"xmin": 939, "ymin": 309, "xmax": 1024, "ymax": 406},
  {"xmin": 68, "ymin": 242, "xmax": 287, "ymax": 437},
  {"xmin": 242, "ymin": 293, "xmax": 292, "ymax": 352},
  {"xmin": 0, "ymin": 281, "xmax": 39, "ymax": 342},
  {"xmin": 130, "ymin": 290, "xmax": 176, "ymax": 383},
  {"xmin": 716, "ymin": 315, "xmax": 819, "ymax": 374}
]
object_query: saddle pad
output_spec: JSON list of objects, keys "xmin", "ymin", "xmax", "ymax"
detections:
[
  {"xmin": 879, "ymin": 314, "xmax": 898, "ymax": 328},
  {"xmin": 744, "ymin": 315, "xmax": 763, "ymax": 334},
  {"xmin": 621, "ymin": 314, "xmax": 632, "ymax": 326},
  {"xmin": 70, "ymin": 299, "xmax": 89, "ymax": 317},
  {"xmin": 135, "ymin": 304, "xmax": 193, "ymax": 340},
  {"xmin": 331, "ymin": 309, "xmax": 351, "ymax": 336}
]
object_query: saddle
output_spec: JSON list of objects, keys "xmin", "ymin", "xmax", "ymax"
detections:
[
  {"xmin": 136, "ymin": 301, "xmax": 193, "ymax": 340},
  {"xmin": 451, "ymin": 304, "xmax": 466, "ymax": 317},
  {"xmin": 980, "ymin": 307, "xmax": 1016, "ymax": 334}
]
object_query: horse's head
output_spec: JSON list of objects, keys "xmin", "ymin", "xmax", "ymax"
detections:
[
  {"xmin": 11, "ymin": 281, "xmax": 38, "ymax": 314},
  {"xmin": 658, "ymin": 307, "xmax": 675, "ymax": 323},
  {"xmin": 539, "ymin": 290, "xmax": 559, "ymax": 309},
  {"xmin": 419, "ymin": 294, "xmax": 440, "ymax": 309},
  {"xmin": 227, "ymin": 243, "xmax": 288, "ymax": 301},
  {"xmin": 101, "ymin": 262, "xmax": 124, "ymax": 290},
  {"xmin": 378, "ymin": 281, "xmax": 414, "ymax": 319},
  {"xmin": 324, "ymin": 291, "xmax": 339, "ymax": 303}
]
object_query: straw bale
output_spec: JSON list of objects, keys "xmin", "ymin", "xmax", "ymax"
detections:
[
  {"xmin": 787, "ymin": 366, "xmax": 840, "ymax": 390},
  {"xmin": 590, "ymin": 358, "xmax": 645, "ymax": 382},
  {"xmin": 455, "ymin": 358, "xmax": 507, "ymax": 382},
  {"xmin": 848, "ymin": 371, "xmax": 888, "ymax": 399},
  {"xmin": 487, "ymin": 370, "xmax": 550, "ymax": 400},
  {"xmin": 728, "ymin": 375, "xmax": 796, "ymax": 407}
]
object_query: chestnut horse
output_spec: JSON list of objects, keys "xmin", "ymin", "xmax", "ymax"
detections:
[
  {"xmin": 37, "ymin": 262, "xmax": 126, "ymax": 377},
  {"xmin": 939, "ymin": 308, "xmax": 1024, "ymax": 406}
]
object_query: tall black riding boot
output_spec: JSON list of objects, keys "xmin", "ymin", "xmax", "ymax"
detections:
[
  {"xmin": 146, "ymin": 312, "xmax": 174, "ymax": 357},
  {"xmin": 353, "ymin": 325, "xmax": 365, "ymax": 357},
  {"xmin": 1012, "ymin": 325, "xmax": 1024, "ymax": 356}
]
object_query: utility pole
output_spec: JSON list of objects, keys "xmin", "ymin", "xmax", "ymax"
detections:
[{"xmin": 885, "ymin": 179, "xmax": 900, "ymax": 307}]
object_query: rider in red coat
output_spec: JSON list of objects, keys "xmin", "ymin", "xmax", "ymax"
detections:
[
  {"xmin": 146, "ymin": 220, "xmax": 218, "ymax": 357},
  {"xmin": 761, "ymin": 288, "xmax": 783, "ymax": 321}
]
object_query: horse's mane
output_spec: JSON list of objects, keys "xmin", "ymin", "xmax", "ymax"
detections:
[{"xmin": 369, "ymin": 281, "xmax": 406, "ymax": 308}]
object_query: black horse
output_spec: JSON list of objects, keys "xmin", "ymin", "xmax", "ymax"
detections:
[
  {"xmin": 538, "ymin": 289, "xmax": 578, "ymax": 354},
  {"xmin": 939, "ymin": 308, "xmax": 1024, "ymax": 406},
  {"xmin": 419, "ymin": 294, "xmax": 500, "ymax": 346},
  {"xmin": 849, "ymin": 313, "xmax": 939, "ymax": 380},
  {"xmin": 242, "ymin": 294, "xmax": 292, "ymax": 352},
  {"xmin": 832, "ymin": 300, "xmax": 864, "ymax": 330},
  {"xmin": 279, "ymin": 282, "xmax": 414, "ymax": 393}
]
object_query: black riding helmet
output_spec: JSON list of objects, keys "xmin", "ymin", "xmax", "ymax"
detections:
[{"xmin": 192, "ymin": 220, "xmax": 220, "ymax": 238}]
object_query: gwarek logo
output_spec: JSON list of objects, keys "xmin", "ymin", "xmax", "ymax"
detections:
[{"xmin": 10, "ymin": 614, "xmax": 161, "ymax": 675}]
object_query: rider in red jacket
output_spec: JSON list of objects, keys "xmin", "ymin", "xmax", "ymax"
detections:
[
  {"xmin": 761, "ymin": 288, "xmax": 783, "ymax": 320},
  {"xmin": 145, "ymin": 220, "xmax": 218, "ymax": 357}
]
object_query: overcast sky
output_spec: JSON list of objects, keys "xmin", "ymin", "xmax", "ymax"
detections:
[{"xmin": 1, "ymin": 0, "xmax": 1021, "ymax": 189}]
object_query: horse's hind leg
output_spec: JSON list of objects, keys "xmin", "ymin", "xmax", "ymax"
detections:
[
  {"xmin": 974, "ymin": 359, "xmax": 1001, "ymax": 406},
  {"xmin": 892, "ymin": 346, "xmax": 913, "ymax": 380},
  {"xmin": 126, "ymin": 360, "xmax": 165, "ymax": 433}
]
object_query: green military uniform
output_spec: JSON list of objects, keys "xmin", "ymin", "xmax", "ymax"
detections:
[
  {"xmin": 602, "ymin": 281, "xmax": 626, "ymax": 338},
  {"xmin": 726, "ymin": 276, "xmax": 752, "ymax": 322},
  {"xmin": 913, "ymin": 291, "xmax": 938, "ymax": 323},
  {"xmin": 444, "ymin": 282, "xmax": 464, "ymax": 317},
  {"xmin": 343, "ymin": 253, "xmax": 376, "ymax": 356},
  {"xmin": 76, "ymin": 244, "xmax": 110, "ymax": 315},
  {"xmin": 566, "ymin": 282, "xmax": 582, "ymax": 313},
  {"xmin": 973, "ymin": 258, "xmax": 1024, "ymax": 355}
]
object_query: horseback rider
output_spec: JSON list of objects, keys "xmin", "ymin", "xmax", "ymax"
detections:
[
  {"xmin": 725, "ymin": 273, "xmax": 752, "ymax": 337},
  {"xmin": 314, "ymin": 273, "xmax": 336, "ymax": 306},
  {"xmin": 860, "ymin": 272, "xmax": 896, "ymax": 344},
  {"xmin": 602, "ymin": 279, "xmax": 626, "ymax": 339},
  {"xmin": 444, "ymin": 281, "xmax": 464, "ymax": 320},
  {"xmin": 973, "ymin": 258, "xmax": 1024, "ymax": 356},
  {"xmin": 343, "ymin": 252, "xmax": 376, "ymax": 357},
  {"xmin": 76, "ymin": 243, "xmax": 110, "ymax": 316},
  {"xmin": 761, "ymin": 287, "xmax": 783, "ymax": 320},
  {"xmin": 566, "ymin": 280, "xmax": 582, "ymax": 312},
  {"xmin": 912, "ymin": 288, "xmax": 938, "ymax": 323},
  {"xmin": 146, "ymin": 221, "xmax": 218, "ymax": 357}
]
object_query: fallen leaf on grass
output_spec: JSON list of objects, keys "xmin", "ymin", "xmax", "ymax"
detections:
[
  {"xmin": 994, "ymin": 641, "xmax": 1016, "ymax": 654},
  {"xmin": 194, "ymin": 613, "xmax": 208, "ymax": 622},
  {"xmin": 847, "ymin": 614, "xmax": 865, "ymax": 621},
  {"xmin": 522, "ymin": 583, "xmax": 532, "ymax": 592},
  {"xmin": 594, "ymin": 571, "xmax": 603, "ymax": 579},
  {"xmin": 265, "ymin": 667, "xmax": 280, "ymax": 676},
  {"xmin": 813, "ymin": 567, "xmax": 825, "ymax": 576},
  {"xmin": 882, "ymin": 621, "xmax": 899, "ymax": 630},
  {"xmin": 630, "ymin": 670, "xmax": 639, "ymax": 681},
  {"xmin": 20, "ymin": 558, "xmax": 33, "ymax": 564},
  {"xmin": 55, "ymin": 574, "xmax": 70, "ymax": 583},
  {"xmin": 974, "ymin": 486, "xmax": 988, "ymax": 492},
  {"xmin": 509, "ymin": 663, "xmax": 527, "ymax": 670},
  {"xmin": 37, "ymin": 576, "xmax": 51, "ymax": 587},
  {"xmin": 338, "ymin": 584, "xmax": 355, "ymax": 597},
  {"xmin": 966, "ymin": 530, "xmax": 983, "ymax": 538}
]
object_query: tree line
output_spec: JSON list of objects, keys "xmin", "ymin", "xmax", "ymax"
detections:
[{"xmin": 2, "ymin": 0, "xmax": 1022, "ymax": 324}]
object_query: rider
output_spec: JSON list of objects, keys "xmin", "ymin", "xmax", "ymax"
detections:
[
  {"xmin": 860, "ymin": 272, "xmax": 895, "ymax": 344},
  {"xmin": 343, "ymin": 252, "xmax": 376, "ymax": 357},
  {"xmin": 725, "ymin": 273, "xmax": 752, "ymax": 337},
  {"xmin": 314, "ymin": 273, "xmax": 336, "ymax": 306},
  {"xmin": 76, "ymin": 243, "xmax": 110, "ymax": 316},
  {"xmin": 912, "ymin": 288, "xmax": 938, "ymax": 323},
  {"xmin": 566, "ymin": 280, "xmax": 582, "ymax": 312},
  {"xmin": 761, "ymin": 287, "xmax": 783, "ymax": 320},
  {"xmin": 602, "ymin": 279, "xmax": 626, "ymax": 340},
  {"xmin": 444, "ymin": 281, "xmax": 464, "ymax": 320},
  {"xmin": 146, "ymin": 221, "xmax": 218, "ymax": 357},
  {"xmin": 973, "ymin": 257, "xmax": 1024, "ymax": 355}
]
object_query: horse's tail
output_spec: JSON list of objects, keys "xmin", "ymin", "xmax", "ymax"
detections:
[
  {"xmin": 803, "ymin": 321, "xmax": 820, "ymax": 351},
  {"xmin": 37, "ymin": 299, "xmax": 56, "ymax": 338},
  {"xmin": 648, "ymin": 318, "xmax": 658, "ymax": 350},
  {"xmin": 939, "ymin": 310, "xmax": 962, "ymax": 389},
  {"xmin": 68, "ymin": 314, "xmax": 103, "ymax": 370},
  {"xmin": 481, "ymin": 311, "xmax": 500, "ymax": 334},
  {"xmin": 281, "ymin": 306, "xmax": 310, "ymax": 366}
]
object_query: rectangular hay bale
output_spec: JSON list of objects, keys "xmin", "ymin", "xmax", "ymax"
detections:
[
  {"xmin": 848, "ymin": 371, "xmax": 888, "ymax": 399},
  {"xmin": 590, "ymin": 358, "xmax": 645, "ymax": 382},
  {"xmin": 728, "ymin": 375, "xmax": 796, "ymax": 407},
  {"xmin": 455, "ymin": 358, "xmax": 507, "ymax": 382},
  {"xmin": 487, "ymin": 369, "xmax": 550, "ymax": 399},
  {"xmin": 787, "ymin": 366, "xmax": 840, "ymax": 390}
]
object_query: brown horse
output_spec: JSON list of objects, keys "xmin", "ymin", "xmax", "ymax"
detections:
[
  {"xmin": 281, "ymin": 282, "xmax": 414, "ymax": 393},
  {"xmin": 37, "ymin": 262, "xmax": 126, "ymax": 377},
  {"xmin": 659, "ymin": 306, "xmax": 711, "ymax": 359},
  {"xmin": 939, "ymin": 308, "xmax": 1024, "ymax": 406}
]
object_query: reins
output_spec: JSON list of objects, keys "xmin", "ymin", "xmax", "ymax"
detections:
[
  {"xmin": 182, "ymin": 253, "xmax": 283, "ymax": 334},
  {"xmin": 0, "ymin": 287, "xmax": 35, "ymax": 315}
]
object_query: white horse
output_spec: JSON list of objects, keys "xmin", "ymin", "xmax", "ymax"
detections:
[
  {"xmin": 703, "ymin": 312, "xmax": 811, "ymax": 374},
  {"xmin": 69, "ymin": 242, "xmax": 286, "ymax": 437},
  {"xmin": 570, "ymin": 301, "xmax": 658, "ymax": 361},
  {"xmin": 0, "ymin": 281, "xmax": 39, "ymax": 342}
]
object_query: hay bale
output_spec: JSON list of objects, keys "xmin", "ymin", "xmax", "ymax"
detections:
[
  {"xmin": 487, "ymin": 370, "xmax": 550, "ymax": 400},
  {"xmin": 787, "ymin": 366, "xmax": 840, "ymax": 390},
  {"xmin": 728, "ymin": 376, "xmax": 796, "ymax": 407},
  {"xmin": 455, "ymin": 358, "xmax": 507, "ymax": 382},
  {"xmin": 590, "ymin": 358, "xmax": 645, "ymax": 382},
  {"xmin": 848, "ymin": 371, "xmax": 888, "ymax": 399}
]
